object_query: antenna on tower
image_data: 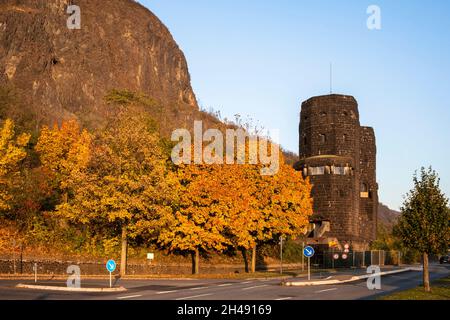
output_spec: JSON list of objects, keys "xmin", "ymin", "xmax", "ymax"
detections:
[{"xmin": 329, "ymin": 62, "xmax": 333, "ymax": 94}]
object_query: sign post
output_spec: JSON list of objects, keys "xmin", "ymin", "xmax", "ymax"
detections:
[
  {"xmin": 301, "ymin": 242, "xmax": 305, "ymax": 272},
  {"xmin": 279, "ymin": 236, "xmax": 285, "ymax": 275},
  {"xmin": 106, "ymin": 259, "xmax": 116, "ymax": 288},
  {"xmin": 33, "ymin": 263, "xmax": 37, "ymax": 283},
  {"xmin": 303, "ymin": 246, "xmax": 315, "ymax": 281}
]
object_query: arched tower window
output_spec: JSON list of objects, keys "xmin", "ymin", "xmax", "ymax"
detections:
[
  {"xmin": 361, "ymin": 183, "xmax": 369, "ymax": 198},
  {"xmin": 343, "ymin": 134, "xmax": 348, "ymax": 142}
]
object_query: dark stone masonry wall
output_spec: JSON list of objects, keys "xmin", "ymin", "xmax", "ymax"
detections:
[{"xmin": 297, "ymin": 94, "xmax": 378, "ymax": 249}]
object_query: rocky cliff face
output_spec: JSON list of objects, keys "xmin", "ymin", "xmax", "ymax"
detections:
[{"xmin": 0, "ymin": 0, "xmax": 198, "ymax": 127}]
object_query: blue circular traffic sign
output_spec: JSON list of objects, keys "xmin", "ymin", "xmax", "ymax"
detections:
[
  {"xmin": 106, "ymin": 259, "xmax": 116, "ymax": 273},
  {"xmin": 303, "ymin": 246, "xmax": 315, "ymax": 258}
]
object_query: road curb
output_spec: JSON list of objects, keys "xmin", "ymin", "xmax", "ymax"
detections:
[
  {"xmin": 282, "ymin": 267, "xmax": 422, "ymax": 287},
  {"xmin": 16, "ymin": 283, "xmax": 127, "ymax": 293}
]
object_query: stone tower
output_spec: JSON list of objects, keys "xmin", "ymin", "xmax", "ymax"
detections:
[{"xmin": 297, "ymin": 94, "xmax": 378, "ymax": 250}]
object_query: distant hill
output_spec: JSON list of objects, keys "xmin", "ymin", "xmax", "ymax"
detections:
[{"xmin": 378, "ymin": 203, "xmax": 400, "ymax": 230}]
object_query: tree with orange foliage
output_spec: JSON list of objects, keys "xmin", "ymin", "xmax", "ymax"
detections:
[
  {"xmin": 158, "ymin": 163, "xmax": 231, "ymax": 274},
  {"xmin": 225, "ymin": 154, "xmax": 313, "ymax": 273},
  {"xmin": 160, "ymin": 137, "xmax": 313, "ymax": 274}
]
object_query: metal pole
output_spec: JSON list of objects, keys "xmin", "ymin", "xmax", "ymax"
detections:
[
  {"xmin": 308, "ymin": 257, "xmax": 311, "ymax": 281},
  {"xmin": 280, "ymin": 237, "xmax": 283, "ymax": 275},
  {"xmin": 20, "ymin": 243, "xmax": 23, "ymax": 274},
  {"xmin": 302, "ymin": 242, "xmax": 305, "ymax": 272},
  {"xmin": 109, "ymin": 272, "xmax": 112, "ymax": 288},
  {"xmin": 352, "ymin": 251, "xmax": 355, "ymax": 268},
  {"xmin": 34, "ymin": 263, "xmax": 37, "ymax": 283},
  {"xmin": 12, "ymin": 239, "xmax": 16, "ymax": 275},
  {"xmin": 332, "ymin": 250, "xmax": 334, "ymax": 269}
]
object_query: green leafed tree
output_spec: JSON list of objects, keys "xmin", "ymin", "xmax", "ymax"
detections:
[{"xmin": 394, "ymin": 167, "xmax": 450, "ymax": 292}]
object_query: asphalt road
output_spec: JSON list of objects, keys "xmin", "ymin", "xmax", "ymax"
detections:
[{"xmin": 0, "ymin": 265, "xmax": 448, "ymax": 300}]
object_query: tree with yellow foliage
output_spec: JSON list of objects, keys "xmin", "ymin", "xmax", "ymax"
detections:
[
  {"xmin": 0, "ymin": 119, "xmax": 30, "ymax": 211},
  {"xmin": 55, "ymin": 110, "xmax": 174, "ymax": 276},
  {"xmin": 35, "ymin": 119, "xmax": 92, "ymax": 203}
]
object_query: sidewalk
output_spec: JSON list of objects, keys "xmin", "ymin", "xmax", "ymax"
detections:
[{"xmin": 283, "ymin": 266, "xmax": 423, "ymax": 287}]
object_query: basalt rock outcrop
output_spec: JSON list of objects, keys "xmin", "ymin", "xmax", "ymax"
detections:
[{"xmin": 0, "ymin": 0, "xmax": 199, "ymax": 129}]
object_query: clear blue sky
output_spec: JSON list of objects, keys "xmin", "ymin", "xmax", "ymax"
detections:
[{"xmin": 141, "ymin": 0, "xmax": 450, "ymax": 210}]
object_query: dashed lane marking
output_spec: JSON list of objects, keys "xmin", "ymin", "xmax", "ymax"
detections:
[
  {"xmin": 176, "ymin": 293, "xmax": 213, "ymax": 300},
  {"xmin": 189, "ymin": 287, "xmax": 207, "ymax": 291},
  {"xmin": 117, "ymin": 295, "xmax": 143, "ymax": 300},
  {"xmin": 275, "ymin": 297, "xmax": 293, "ymax": 301},
  {"xmin": 156, "ymin": 290, "xmax": 178, "ymax": 294},
  {"xmin": 242, "ymin": 285, "xmax": 268, "ymax": 291},
  {"xmin": 315, "ymin": 288, "xmax": 338, "ymax": 293}
]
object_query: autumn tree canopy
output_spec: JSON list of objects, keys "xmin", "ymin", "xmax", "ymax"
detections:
[
  {"xmin": 0, "ymin": 119, "xmax": 30, "ymax": 211},
  {"xmin": 50, "ymin": 110, "xmax": 174, "ymax": 275},
  {"xmin": 159, "ymin": 140, "xmax": 313, "ymax": 274}
]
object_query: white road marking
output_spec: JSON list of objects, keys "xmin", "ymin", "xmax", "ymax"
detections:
[
  {"xmin": 217, "ymin": 283, "xmax": 233, "ymax": 287},
  {"xmin": 156, "ymin": 290, "xmax": 178, "ymax": 294},
  {"xmin": 242, "ymin": 281, "xmax": 252, "ymax": 284},
  {"xmin": 117, "ymin": 295, "xmax": 142, "ymax": 300},
  {"xmin": 315, "ymin": 288, "xmax": 338, "ymax": 293},
  {"xmin": 275, "ymin": 297, "xmax": 292, "ymax": 301},
  {"xmin": 189, "ymin": 287, "xmax": 207, "ymax": 291},
  {"xmin": 242, "ymin": 285, "xmax": 268, "ymax": 291},
  {"xmin": 176, "ymin": 293, "xmax": 213, "ymax": 300}
]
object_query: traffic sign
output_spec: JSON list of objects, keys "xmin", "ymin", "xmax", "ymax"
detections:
[
  {"xmin": 344, "ymin": 244, "xmax": 350, "ymax": 249},
  {"xmin": 344, "ymin": 248, "xmax": 350, "ymax": 253},
  {"xmin": 303, "ymin": 246, "xmax": 315, "ymax": 281},
  {"xmin": 106, "ymin": 259, "xmax": 116, "ymax": 273},
  {"xmin": 342, "ymin": 254, "xmax": 348, "ymax": 260},
  {"xmin": 328, "ymin": 240, "xmax": 338, "ymax": 248},
  {"xmin": 333, "ymin": 253, "xmax": 339, "ymax": 260},
  {"xmin": 303, "ymin": 246, "xmax": 315, "ymax": 258}
]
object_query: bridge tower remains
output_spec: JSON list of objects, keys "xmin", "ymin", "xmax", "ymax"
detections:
[{"xmin": 297, "ymin": 94, "xmax": 378, "ymax": 250}]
